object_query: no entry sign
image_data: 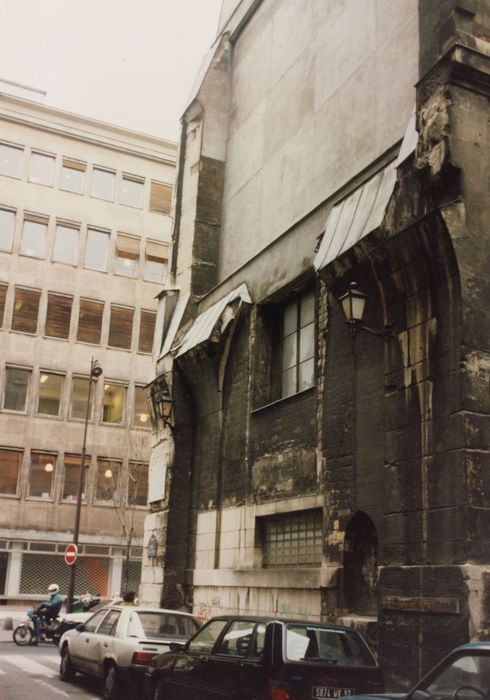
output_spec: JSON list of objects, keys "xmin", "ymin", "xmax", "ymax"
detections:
[{"xmin": 64, "ymin": 543, "xmax": 78, "ymax": 566}]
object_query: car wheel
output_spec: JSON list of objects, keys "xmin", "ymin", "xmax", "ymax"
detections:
[
  {"xmin": 59, "ymin": 647, "xmax": 76, "ymax": 682},
  {"xmin": 154, "ymin": 678, "xmax": 166, "ymax": 700},
  {"xmin": 103, "ymin": 664, "xmax": 120, "ymax": 700}
]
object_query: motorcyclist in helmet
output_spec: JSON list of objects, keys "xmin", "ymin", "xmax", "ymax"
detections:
[{"xmin": 30, "ymin": 583, "xmax": 63, "ymax": 644}]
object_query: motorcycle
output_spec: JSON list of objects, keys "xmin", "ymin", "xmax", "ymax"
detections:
[
  {"xmin": 13, "ymin": 592, "xmax": 101, "ymax": 646},
  {"xmin": 13, "ymin": 607, "xmax": 61, "ymax": 646}
]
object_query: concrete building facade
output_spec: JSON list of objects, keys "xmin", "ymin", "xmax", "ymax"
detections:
[
  {"xmin": 145, "ymin": 0, "xmax": 490, "ymax": 687},
  {"xmin": 0, "ymin": 82, "xmax": 176, "ymax": 602}
]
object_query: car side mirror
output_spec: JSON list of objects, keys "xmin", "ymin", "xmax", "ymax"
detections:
[
  {"xmin": 169, "ymin": 642, "xmax": 184, "ymax": 652},
  {"xmin": 76, "ymin": 623, "xmax": 85, "ymax": 632},
  {"xmin": 410, "ymin": 690, "xmax": 430, "ymax": 700}
]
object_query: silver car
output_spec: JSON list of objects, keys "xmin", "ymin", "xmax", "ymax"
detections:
[{"xmin": 59, "ymin": 605, "xmax": 200, "ymax": 699}]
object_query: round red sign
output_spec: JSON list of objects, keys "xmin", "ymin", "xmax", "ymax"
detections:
[{"xmin": 64, "ymin": 543, "xmax": 78, "ymax": 566}]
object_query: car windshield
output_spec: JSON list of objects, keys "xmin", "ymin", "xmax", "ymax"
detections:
[
  {"xmin": 285, "ymin": 625, "xmax": 376, "ymax": 667},
  {"xmin": 127, "ymin": 612, "xmax": 198, "ymax": 640},
  {"xmin": 420, "ymin": 652, "xmax": 490, "ymax": 700}
]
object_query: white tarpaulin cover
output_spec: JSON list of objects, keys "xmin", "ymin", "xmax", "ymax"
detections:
[{"xmin": 174, "ymin": 283, "xmax": 251, "ymax": 358}]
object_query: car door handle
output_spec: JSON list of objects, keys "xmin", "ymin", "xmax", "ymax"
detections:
[
  {"xmin": 85, "ymin": 639, "xmax": 90, "ymax": 643},
  {"xmin": 103, "ymin": 643, "xmax": 108, "ymax": 648}
]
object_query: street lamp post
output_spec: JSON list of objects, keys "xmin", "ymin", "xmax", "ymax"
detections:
[{"xmin": 65, "ymin": 358, "xmax": 102, "ymax": 613}]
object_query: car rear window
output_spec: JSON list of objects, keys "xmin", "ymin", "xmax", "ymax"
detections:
[
  {"xmin": 285, "ymin": 625, "xmax": 376, "ymax": 667},
  {"xmin": 128, "ymin": 612, "xmax": 198, "ymax": 639}
]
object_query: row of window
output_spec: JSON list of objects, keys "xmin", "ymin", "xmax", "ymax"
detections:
[
  {"xmin": 0, "ymin": 447, "xmax": 148, "ymax": 506},
  {"xmin": 0, "ymin": 141, "xmax": 173, "ymax": 213},
  {"xmin": 2, "ymin": 366, "xmax": 150, "ymax": 428},
  {"xmin": 0, "ymin": 284, "xmax": 156, "ymax": 353},
  {"xmin": 0, "ymin": 207, "xmax": 169, "ymax": 282}
]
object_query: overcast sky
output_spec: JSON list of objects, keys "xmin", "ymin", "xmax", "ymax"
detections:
[{"xmin": 0, "ymin": 0, "xmax": 222, "ymax": 141}]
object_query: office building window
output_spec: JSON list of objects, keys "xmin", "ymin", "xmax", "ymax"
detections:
[
  {"xmin": 77, "ymin": 299, "xmax": 104, "ymax": 344},
  {"xmin": 0, "ymin": 284, "xmax": 7, "ymax": 327},
  {"xmin": 20, "ymin": 216, "xmax": 48, "ymax": 258},
  {"xmin": 115, "ymin": 233, "xmax": 139, "ymax": 277},
  {"xmin": 0, "ymin": 448, "xmax": 22, "ymax": 495},
  {"xmin": 52, "ymin": 224, "xmax": 79, "ymax": 265},
  {"xmin": 95, "ymin": 458, "xmax": 120, "ymax": 503},
  {"xmin": 0, "ymin": 208, "xmax": 15, "ymax": 252},
  {"xmin": 60, "ymin": 158, "xmax": 85, "ymax": 193},
  {"xmin": 29, "ymin": 152, "xmax": 55, "ymax": 186},
  {"xmin": 127, "ymin": 462, "xmax": 148, "ymax": 506},
  {"xmin": 0, "ymin": 143, "xmax": 23, "ymax": 178},
  {"xmin": 102, "ymin": 382, "xmax": 126, "ymax": 425},
  {"xmin": 91, "ymin": 168, "xmax": 115, "ymax": 201},
  {"xmin": 108, "ymin": 305, "xmax": 134, "ymax": 350},
  {"xmin": 121, "ymin": 175, "xmax": 144, "ymax": 208},
  {"xmin": 62, "ymin": 453, "xmax": 90, "ymax": 502},
  {"xmin": 70, "ymin": 377, "xmax": 93, "ymax": 420},
  {"xmin": 133, "ymin": 386, "xmax": 150, "ymax": 428},
  {"xmin": 261, "ymin": 509, "xmax": 323, "ymax": 568},
  {"xmin": 11, "ymin": 287, "xmax": 41, "ymax": 334},
  {"xmin": 37, "ymin": 372, "xmax": 64, "ymax": 417},
  {"xmin": 280, "ymin": 291, "xmax": 315, "ymax": 398},
  {"xmin": 138, "ymin": 311, "xmax": 156, "ymax": 354},
  {"xmin": 28, "ymin": 452, "xmax": 56, "ymax": 499},
  {"xmin": 150, "ymin": 181, "xmax": 172, "ymax": 215},
  {"xmin": 45, "ymin": 293, "xmax": 72, "ymax": 339},
  {"xmin": 84, "ymin": 228, "xmax": 109, "ymax": 271},
  {"xmin": 3, "ymin": 367, "xmax": 30, "ymax": 412},
  {"xmin": 144, "ymin": 241, "xmax": 168, "ymax": 283}
]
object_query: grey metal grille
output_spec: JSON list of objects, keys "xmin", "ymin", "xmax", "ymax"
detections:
[
  {"xmin": 262, "ymin": 509, "xmax": 323, "ymax": 567},
  {"xmin": 19, "ymin": 553, "xmax": 111, "ymax": 596}
]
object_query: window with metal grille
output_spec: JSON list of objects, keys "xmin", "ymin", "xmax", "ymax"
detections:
[
  {"xmin": 150, "ymin": 181, "xmax": 172, "ymax": 215},
  {"xmin": 115, "ymin": 233, "xmax": 139, "ymax": 276},
  {"xmin": 108, "ymin": 305, "xmax": 134, "ymax": 349},
  {"xmin": 128, "ymin": 462, "xmax": 148, "ymax": 507},
  {"xmin": 138, "ymin": 310, "xmax": 156, "ymax": 353},
  {"xmin": 133, "ymin": 386, "xmax": 150, "ymax": 428},
  {"xmin": 144, "ymin": 241, "xmax": 168, "ymax": 283},
  {"xmin": 0, "ymin": 283, "xmax": 7, "ymax": 327},
  {"xmin": 28, "ymin": 451, "xmax": 56, "ymax": 499},
  {"xmin": 29, "ymin": 152, "xmax": 55, "ymax": 186},
  {"xmin": 70, "ymin": 376, "xmax": 93, "ymax": 420},
  {"xmin": 0, "ymin": 448, "xmax": 22, "ymax": 495},
  {"xmin": 279, "ymin": 290, "xmax": 315, "ymax": 398},
  {"xmin": 52, "ymin": 223, "xmax": 79, "ymax": 265},
  {"xmin": 261, "ymin": 509, "xmax": 323, "ymax": 568},
  {"xmin": 61, "ymin": 158, "xmax": 85, "ymax": 193},
  {"xmin": 20, "ymin": 215, "xmax": 48, "ymax": 258},
  {"xmin": 62, "ymin": 453, "xmax": 90, "ymax": 502},
  {"xmin": 19, "ymin": 553, "xmax": 111, "ymax": 596},
  {"xmin": 102, "ymin": 382, "xmax": 126, "ymax": 424},
  {"xmin": 45, "ymin": 293, "xmax": 72, "ymax": 339},
  {"xmin": 37, "ymin": 372, "xmax": 64, "ymax": 416},
  {"xmin": 0, "ymin": 143, "xmax": 23, "ymax": 177},
  {"xmin": 0, "ymin": 208, "xmax": 15, "ymax": 251},
  {"xmin": 11, "ymin": 287, "xmax": 41, "ymax": 334},
  {"xmin": 77, "ymin": 299, "xmax": 103, "ymax": 344},
  {"xmin": 3, "ymin": 366, "xmax": 31, "ymax": 411}
]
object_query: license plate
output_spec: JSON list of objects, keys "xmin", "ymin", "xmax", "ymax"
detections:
[{"xmin": 312, "ymin": 687, "xmax": 355, "ymax": 698}]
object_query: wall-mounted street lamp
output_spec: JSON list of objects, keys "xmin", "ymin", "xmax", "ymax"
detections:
[
  {"xmin": 65, "ymin": 358, "xmax": 103, "ymax": 613},
  {"xmin": 146, "ymin": 374, "xmax": 174, "ymax": 431},
  {"xmin": 338, "ymin": 282, "xmax": 394, "ymax": 341}
]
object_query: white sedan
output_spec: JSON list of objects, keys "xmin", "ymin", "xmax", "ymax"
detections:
[{"xmin": 59, "ymin": 605, "xmax": 200, "ymax": 699}]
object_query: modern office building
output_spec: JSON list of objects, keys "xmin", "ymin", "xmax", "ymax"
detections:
[{"xmin": 0, "ymin": 80, "xmax": 176, "ymax": 602}]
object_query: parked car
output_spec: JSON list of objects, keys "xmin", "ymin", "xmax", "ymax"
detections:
[
  {"xmin": 349, "ymin": 642, "xmax": 490, "ymax": 700},
  {"xmin": 145, "ymin": 615, "xmax": 384, "ymax": 700},
  {"xmin": 58, "ymin": 605, "xmax": 200, "ymax": 699}
]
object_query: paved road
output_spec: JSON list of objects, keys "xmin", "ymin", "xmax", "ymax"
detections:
[{"xmin": 0, "ymin": 640, "xmax": 105, "ymax": 699}]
